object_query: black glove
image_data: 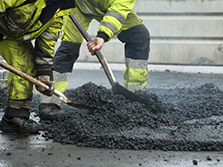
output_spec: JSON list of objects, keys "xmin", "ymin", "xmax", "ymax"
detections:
[{"xmin": 35, "ymin": 69, "xmax": 55, "ymax": 96}]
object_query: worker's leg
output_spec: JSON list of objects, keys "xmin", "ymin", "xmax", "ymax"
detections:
[
  {"xmin": 39, "ymin": 8, "xmax": 94, "ymax": 120},
  {"xmin": 117, "ymin": 10, "xmax": 150, "ymax": 92},
  {"xmin": 0, "ymin": 39, "xmax": 39, "ymax": 133}
]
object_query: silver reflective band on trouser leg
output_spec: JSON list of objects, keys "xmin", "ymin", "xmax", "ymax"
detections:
[
  {"xmin": 40, "ymin": 95, "xmax": 62, "ymax": 106},
  {"xmin": 6, "ymin": 100, "xmax": 32, "ymax": 109},
  {"xmin": 125, "ymin": 58, "xmax": 148, "ymax": 69},
  {"xmin": 124, "ymin": 58, "xmax": 148, "ymax": 92},
  {"xmin": 40, "ymin": 71, "xmax": 72, "ymax": 106},
  {"xmin": 124, "ymin": 84, "xmax": 147, "ymax": 92}
]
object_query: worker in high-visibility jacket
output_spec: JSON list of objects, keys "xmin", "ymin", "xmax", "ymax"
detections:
[
  {"xmin": 0, "ymin": 0, "xmax": 76, "ymax": 134},
  {"xmin": 39, "ymin": 0, "xmax": 150, "ymax": 119}
]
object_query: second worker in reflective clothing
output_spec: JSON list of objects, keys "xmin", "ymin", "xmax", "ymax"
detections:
[{"xmin": 39, "ymin": 0, "xmax": 150, "ymax": 119}]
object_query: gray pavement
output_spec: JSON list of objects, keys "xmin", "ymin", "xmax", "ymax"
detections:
[{"xmin": 1, "ymin": 64, "xmax": 223, "ymax": 167}]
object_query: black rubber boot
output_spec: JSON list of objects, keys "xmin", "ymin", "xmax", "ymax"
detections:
[
  {"xmin": 39, "ymin": 103, "xmax": 63, "ymax": 120},
  {"xmin": 0, "ymin": 116, "xmax": 39, "ymax": 134}
]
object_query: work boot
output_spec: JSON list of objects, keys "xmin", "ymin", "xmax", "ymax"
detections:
[
  {"xmin": 0, "ymin": 116, "xmax": 39, "ymax": 134},
  {"xmin": 39, "ymin": 103, "xmax": 63, "ymax": 120}
]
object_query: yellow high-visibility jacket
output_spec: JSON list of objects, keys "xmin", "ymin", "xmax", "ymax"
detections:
[
  {"xmin": 0, "ymin": 0, "xmax": 75, "ymax": 69},
  {"xmin": 75, "ymin": 0, "xmax": 136, "ymax": 41}
]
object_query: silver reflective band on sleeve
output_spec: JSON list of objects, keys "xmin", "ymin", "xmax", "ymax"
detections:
[
  {"xmin": 0, "ymin": 9, "xmax": 3, "ymax": 13},
  {"xmin": 79, "ymin": 0, "xmax": 105, "ymax": 16},
  {"xmin": 125, "ymin": 58, "xmax": 148, "ymax": 69},
  {"xmin": 106, "ymin": 11, "xmax": 125, "ymax": 24},
  {"xmin": 23, "ymin": 35, "xmax": 31, "ymax": 41},
  {"xmin": 79, "ymin": 0, "xmax": 94, "ymax": 14},
  {"xmin": 42, "ymin": 31, "xmax": 58, "ymax": 41},
  {"xmin": 100, "ymin": 22, "xmax": 117, "ymax": 35},
  {"xmin": 88, "ymin": 0, "xmax": 106, "ymax": 12},
  {"xmin": 35, "ymin": 57, "xmax": 53, "ymax": 65}
]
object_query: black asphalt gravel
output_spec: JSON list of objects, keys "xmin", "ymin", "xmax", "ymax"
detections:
[{"xmin": 1, "ymin": 72, "xmax": 223, "ymax": 151}]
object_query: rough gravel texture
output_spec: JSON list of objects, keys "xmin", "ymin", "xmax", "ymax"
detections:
[{"xmin": 1, "ymin": 80, "xmax": 223, "ymax": 151}]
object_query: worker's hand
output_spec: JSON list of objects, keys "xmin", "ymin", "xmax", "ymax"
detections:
[
  {"xmin": 87, "ymin": 37, "xmax": 104, "ymax": 55},
  {"xmin": 36, "ymin": 75, "xmax": 55, "ymax": 96},
  {"xmin": 36, "ymin": 71, "xmax": 55, "ymax": 96}
]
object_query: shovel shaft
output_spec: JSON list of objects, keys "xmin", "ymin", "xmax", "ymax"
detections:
[
  {"xmin": 0, "ymin": 60, "xmax": 48, "ymax": 89},
  {"xmin": 69, "ymin": 14, "xmax": 117, "ymax": 87},
  {"xmin": 0, "ymin": 60, "xmax": 71, "ymax": 103}
]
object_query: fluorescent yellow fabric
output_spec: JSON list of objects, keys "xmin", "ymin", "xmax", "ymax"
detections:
[
  {"xmin": 0, "ymin": 39, "xmax": 35, "ymax": 100},
  {"xmin": 0, "ymin": 0, "xmax": 72, "ymax": 58},
  {"xmin": 62, "ymin": 0, "xmax": 142, "ymax": 42},
  {"xmin": 0, "ymin": 0, "xmax": 46, "ymax": 39},
  {"xmin": 124, "ymin": 67, "xmax": 148, "ymax": 86},
  {"xmin": 0, "ymin": 0, "xmax": 72, "ymax": 102},
  {"xmin": 0, "ymin": 0, "xmax": 26, "ymax": 12},
  {"xmin": 61, "ymin": 7, "xmax": 94, "ymax": 43},
  {"xmin": 55, "ymin": 81, "xmax": 69, "ymax": 93},
  {"xmin": 37, "ymin": 16, "xmax": 64, "ymax": 57}
]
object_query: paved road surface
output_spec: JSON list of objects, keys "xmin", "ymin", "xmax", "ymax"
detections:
[{"xmin": 1, "ymin": 65, "xmax": 223, "ymax": 167}]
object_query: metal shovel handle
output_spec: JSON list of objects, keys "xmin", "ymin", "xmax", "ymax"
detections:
[{"xmin": 69, "ymin": 14, "xmax": 117, "ymax": 87}]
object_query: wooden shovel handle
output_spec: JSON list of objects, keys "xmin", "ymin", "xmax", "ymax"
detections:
[
  {"xmin": 0, "ymin": 60, "xmax": 48, "ymax": 89},
  {"xmin": 0, "ymin": 60, "xmax": 97, "ymax": 109}
]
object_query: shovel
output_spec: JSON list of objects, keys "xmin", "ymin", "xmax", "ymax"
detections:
[
  {"xmin": 0, "ymin": 60, "xmax": 94, "ymax": 109},
  {"xmin": 69, "ymin": 14, "xmax": 149, "ymax": 105}
]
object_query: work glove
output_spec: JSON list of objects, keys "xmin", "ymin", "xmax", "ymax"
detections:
[{"xmin": 35, "ymin": 69, "xmax": 55, "ymax": 96}]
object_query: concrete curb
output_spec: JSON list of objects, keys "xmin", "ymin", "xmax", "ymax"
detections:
[
  {"xmin": 1, "ymin": 63, "xmax": 223, "ymax": 88},
  {"xmin": 74, "ymin": 63, "xmax": 223, "ymax": 74}
]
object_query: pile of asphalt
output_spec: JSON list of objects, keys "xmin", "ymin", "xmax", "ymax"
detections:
[
  {"xmin": 1, "ymin": 82, "xmax": 223, "ymax": 151},
  {"xmin": 0, "ymin": 87, "xmax": 7, "ymax": 110},
  {"xmin": 40, "ymin": 82, "xmax": 223, "ymax": 151}
]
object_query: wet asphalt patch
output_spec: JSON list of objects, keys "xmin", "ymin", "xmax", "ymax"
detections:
[{"xmin": 1, "ymin": 82, "xmax": 223, "ymax": 151}]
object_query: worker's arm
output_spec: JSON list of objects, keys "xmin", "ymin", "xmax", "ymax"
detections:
[
  {"xmin": 34, "ymin": 15, "xmax": 63, "ymax": 96},
  {"xmin": 0, "ymin": 0, "xmax": 26, "ymax": 19},
  {"xmin": 87, "ymin": 0, "xmax": 135, "ymax": 55},
  {"xmin": 33, "ymin": 0, "xmax": 75, "ymax": 96},
  {"xmin": 97, "ymin": 0, "xmax": 136, "ymax": 42},
  {"xmin": 34, "ymin": 16, "xmax": 62, "ymax": 70},
  {"xmin": 0, "ymin": 0, "xmax": 26, "ymax": 13}
]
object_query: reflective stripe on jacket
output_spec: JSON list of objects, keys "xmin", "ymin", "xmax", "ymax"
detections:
[
  {"xmin": 0, "ymin": 0, "xmax": 75, "ymax": 69},
  {"xmin": 76, "ymin": 0, "xmax": 136, "ymax": 41}
]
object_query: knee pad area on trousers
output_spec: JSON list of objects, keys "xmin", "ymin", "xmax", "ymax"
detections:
[
  {"xmin": 118, "ymin": 24, "xmax": 150, "ymax": 60},
  {"xmin": 54, "ymin": 41, "xmax": 81, "ymax": 73}
]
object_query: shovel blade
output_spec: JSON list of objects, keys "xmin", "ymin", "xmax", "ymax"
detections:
[{"xmin": 112, "ymin": 82, "xmax": 148, "ymax": 105}]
